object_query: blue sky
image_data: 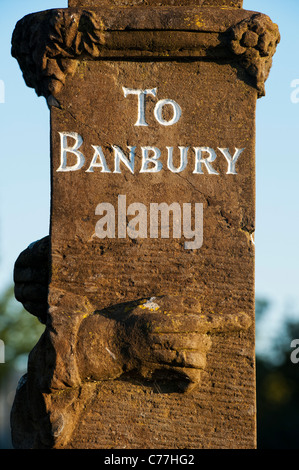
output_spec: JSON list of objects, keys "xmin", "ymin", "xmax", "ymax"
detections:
[{"xmin": 0, "ymin": 1, "xmax": 298, "ymax": 356}]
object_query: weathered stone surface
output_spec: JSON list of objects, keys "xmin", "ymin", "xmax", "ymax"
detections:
[
  {"xmin": 69, "ymin": 1, "xmax": 243, "ymax": 8},
  {"xmin": 11, "ymin": 1, "xmax": 279, "ymax": 449}
]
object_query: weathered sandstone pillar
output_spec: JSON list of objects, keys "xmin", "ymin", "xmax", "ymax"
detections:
[{"xmin": 11, "ymin": 0, "xmax": 279, "ymax": 449}]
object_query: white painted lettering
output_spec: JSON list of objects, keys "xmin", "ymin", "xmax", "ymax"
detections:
[
  {"xmin": 154, "ymin": 98, "xmax": 182, "ymax": 126},
  {"xmin": 57, "ymin": 132, "xmax": 85, "ymax": 172},
  {"xmin": 140, "ymin": 147, "xmax": 162, "ymax": 173},
  {"xmin": 122, "ymin": 87, "xmax": 157, "ymax": 126},
  {"xmin": 113, "ymin": 145, "xmax": 136, "ymax": 174},
  {"xmin": 86, "ymin": 146, "xmax": 111, "ymax": 173},
  {"xmin": 218, "ymin": 147, "xmax": 245, "ymax": 175},
  {"xmin": 193, "ymin": 147, "xmax": 219, "ymax": 175},
  {"xmin": 167, "ymin": 146, "xmax": 188, "ymax": 173},
  {"xmin": 56, "ymin": 133, "xmax": 245, "ymax": 176}
]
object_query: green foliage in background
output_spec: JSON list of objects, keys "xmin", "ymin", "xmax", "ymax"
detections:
[{"xmin": 0, "ymin": 285, "xmax": 44, "ymax": 384}]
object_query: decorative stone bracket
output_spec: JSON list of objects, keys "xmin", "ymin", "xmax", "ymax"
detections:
[{"xmin": 11, "ymin": 6, "xmax": 280, "ymax": 101}]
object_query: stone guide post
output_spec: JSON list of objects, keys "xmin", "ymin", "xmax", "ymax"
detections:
[{"xmin": 10, "ymin": 0, "xmax": 279, "ymax": 449}]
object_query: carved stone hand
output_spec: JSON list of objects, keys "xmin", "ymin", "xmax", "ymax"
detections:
[
  {"xmin": 13, "ymin": 240, "xmax": 251, "ymax": 393},
  {"xmin": 76, "ymin": 296, "xmax": 251, "ymax": 392}
]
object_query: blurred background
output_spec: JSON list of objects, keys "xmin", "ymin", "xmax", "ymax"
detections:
[{"xmin": 0, "ymin": 0, "xmax": 299, "ymax": 449}]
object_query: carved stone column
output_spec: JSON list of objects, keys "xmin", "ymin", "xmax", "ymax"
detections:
[{"xmin": 11, "ymin": 0, "xmax": 279, "ymax": 449}]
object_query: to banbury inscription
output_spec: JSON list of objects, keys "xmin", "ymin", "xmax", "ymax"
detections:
[{"xmin": 11, "ymin": 0, "xmax": 279, "ymax": 449}]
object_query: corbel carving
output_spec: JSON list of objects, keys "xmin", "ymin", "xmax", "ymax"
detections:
[{"xmin": 229, "ymin": 13, "xmax": 280, "ymax": 97}]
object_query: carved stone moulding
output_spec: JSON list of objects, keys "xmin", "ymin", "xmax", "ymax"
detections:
[
  {"xmin": 11, "ymin": 6, "xmax": 280, "ymax": 100},
  {"xmin": 69, "ymin": 0, "xmax": 244, "ymax": 7}
]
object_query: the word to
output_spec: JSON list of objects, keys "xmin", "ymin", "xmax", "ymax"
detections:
[
  {"xmin": 123, "ymin": 86, "xmax": 182, "ymax": 127},
  {"xmin": 95, "ymin": 195, "xmax": 203, "ymax": 250},
  {"xmin": 57, "ymin": 132, "xmax": 244, "ymax": 175}
]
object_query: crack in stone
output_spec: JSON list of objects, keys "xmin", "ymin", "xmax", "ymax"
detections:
[
  {"xmin": 61, "ymin": 106, "xmax": 110, "ymax": 147},
  {"xmin": 173, "ymin": 172, "xmax": 210, "ymax": 206}
]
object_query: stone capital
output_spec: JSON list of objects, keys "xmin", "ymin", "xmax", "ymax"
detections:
[{"xmin": 11, "ymin": 6, "xmax": 279, "ymax": 100}]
